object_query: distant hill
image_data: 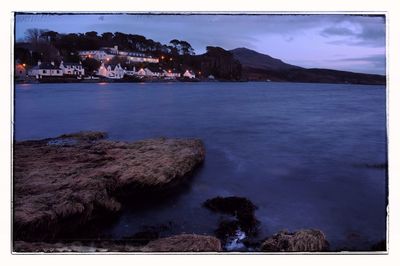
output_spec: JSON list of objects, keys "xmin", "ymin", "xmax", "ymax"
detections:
[
  {"xmin": 230, "ymin": 47, "xmax": 301, "ymax": 71},
  {"xmin": 230, "ymin": 47, "xmax": 386, "ymax": 85}
]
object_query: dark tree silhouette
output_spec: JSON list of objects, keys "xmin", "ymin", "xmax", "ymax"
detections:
[{"xmin": 82, "ymin": 58, "xmax": 101, "ymax": 75}]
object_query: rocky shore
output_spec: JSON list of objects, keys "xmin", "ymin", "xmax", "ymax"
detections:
[
  {"xmin": 13, "ymin": 131, "xmax": 334, "ymax": 253},
  {"xmin": 13, "ymin": 132, "xmax": 205, "ymax": 243},
  {"xmin": 14, "ymin": 234, "xmax": 222, "ymax": 252}
]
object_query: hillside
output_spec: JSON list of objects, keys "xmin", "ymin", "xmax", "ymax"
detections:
[
  {"xmin": 230, "ymin": 47, "xmax": 301, "ymax": 71},
  {"xmin": 230, "ymin": 47, "xmax": 386, "ymax": 85}
]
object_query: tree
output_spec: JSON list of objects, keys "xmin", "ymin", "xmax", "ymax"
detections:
[
  {"xmin": 180, "ymin": 41, "xmax": 195, "ymax": 55},
  {"xmin": 15, "ymin": 47, "xmax": 32, "ymax": 65},
  {"xmin": 85, "ymin": 31, "xmax": 98, "ymax": 38},
  {"xmin": 199, "ymin": 46, "xmax": 242, "ymax": 80},
  {"xmin": 25, "ymin": 28, "xmax": 48, "ymax": 44},
  {"xmin": 101, "ymin": 32, "xmax": 114, "ymax": 46},
  {"xmin": 82, "ymin": 58, "xmax": 101, "ymax": 75},
  {"xmin": 169, "ymin": 39, "xmax": 181, "ymax": 54},
  {"xmin": 102, "ymin": 32, "xmax": 114, "ymax": 41},
  {"xmin": 169, "ymin": 39, "xmax": 195, "ymax": 55},
  {"xmin": 107, "ymin": 56, "xmax": 126, "ymax": 66}
]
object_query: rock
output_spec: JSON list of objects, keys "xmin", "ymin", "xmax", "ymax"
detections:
[
  {"xmin": 14, "ymin": 241, "xmax": 112, "ymax": 253},
  {"xmin": 142, "ymin": 234, "xmax": 222, "ymax": 252},
  {"xmin": 215, "ymin": 219, "xmax": 241, "ymax": 240},
  {"xmin": 203, "ymin": 196, "xmax": 259, "ymax": 236},
  {"xmin": 204, "ymin": 196, "xmax": 257, "ymax": 216},
  {"xmin": 260, "ymin": 229, "xmax": 329, "ymax": 252},
  {"xmin": 58, "ymin": 131, "xmax": 108, "ymax": 141},
  {"xmin": 14, "ymin": 131, "xmax": 205, "ymax": 241},
  {"xmin": 14, "ymin": 234, "xmax": 222, "ymax": 253},
  {"xmin": 13, "ymin": 240, "xmax": 145, "ymax": 252}
]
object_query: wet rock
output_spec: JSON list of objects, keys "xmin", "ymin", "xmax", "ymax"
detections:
[
  {"xmin": 204, "ymin": 196, "xmax": 257, "ymax": 216},
  {"xmin": 261, "ymin": 229, "xmax": 329, "ymax": 252},
  {"xmin": 203, "ymin": 196, "xmax": 259, "ymax": 236},
  {"xmin": 142, "ymin": 234, "xmax": 222, "ymax": 252},
  {"xmin": 58, "ymin": 131, "xmax": 108, "ymax": 141},
  {"xmin": 14, "ymin": 131, "xmax": 205, "ymax": 241},
  {"xmin": 13, "ymin": 240, "xmax": 145, "ymax": 252},
  {"xmin": 215, "ymin": 219, "xmax": 241, "ymax": 240},
  {"xmin": 14, "ymin": 234, "xmax": 222, "ymax": 253}
]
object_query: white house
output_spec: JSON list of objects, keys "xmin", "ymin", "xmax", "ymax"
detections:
[
  {"xmin": 97, "ymin": 62, "xmax": 125, "ymax": 79},
  {"xmin": 59, "ymin": 61, "xmax": 85, "ymax": 77},
  {"xmin": 183, "ymin": 70, "xmax": 196, "ymax": 79},
  {"xmin": 124, "ymin": 66, "xmax": 137, "ymax": 76},
  {"xmin": 79, "ymin": 50, "xmax": 114, "ymax": 61},
  {"xmin": 79, "ymin": 46, "xmax": 159, "ymax": 64},
  {"xmin": 163, "ymin": 69, "xmax": 181, "ymax": 79},
  {"xmin": 127, "ymin": 52, "xmax": 159, "ymax": 64},
  {"xmin": 27, "ymin": 66, "xmax": 39, "ymax": 77},
  {"xmin": 136, "ymin": 67, "xmax": 156, "ymax": 77},
  {"xmin": 147, "ymin": 65, "xmax": 164, "ymax": 77},
  {"xmin": 28, "ymin": 61, "xmax": 63, "ymax": 79}
]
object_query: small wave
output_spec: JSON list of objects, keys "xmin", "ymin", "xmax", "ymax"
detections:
[{"xmin": 225, "ymin": 229, "xmax": 247, "ymax": 251}]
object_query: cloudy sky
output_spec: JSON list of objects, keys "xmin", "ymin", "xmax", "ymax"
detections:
[{"xmin": 15, "ymin": 13, "xmax": 386, "ymax": 74}]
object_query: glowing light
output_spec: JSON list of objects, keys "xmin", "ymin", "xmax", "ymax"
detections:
[
  {"xmin": 169, "ymin": 58, "xmax": 173, "ymax": 61},
  {"xmin": 161, "ymin": 56, "xmax": 165, "ymax": 60},
  {"xmin": 168, "ymin": 70, "xmax": 172, "ymax": 73},
  {"xmin": 22, "ymin": 63, "xmax": 26, "ymax": 67}
]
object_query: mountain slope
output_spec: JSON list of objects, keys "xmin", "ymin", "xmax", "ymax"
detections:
[
  {"xmin": 230, "ymin": 47, "xmax": 386, "ymax": 85},
  {"xmin": 230, "ymin": 47, "xmax": 301, "ymax": 71}
]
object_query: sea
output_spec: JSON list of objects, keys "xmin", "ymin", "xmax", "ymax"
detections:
[{"xmin": 14, "ymin": 81, "xmax": 387, "ymax": 251}]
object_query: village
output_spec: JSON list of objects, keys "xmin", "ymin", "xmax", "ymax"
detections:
[{"xmin": 14, "ymin": 45, "xmax": 210, "ymax": 82}]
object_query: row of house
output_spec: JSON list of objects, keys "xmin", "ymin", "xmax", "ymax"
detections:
[
  {"xmin": 78, "ymin": 46, "xmax": 159, "ymax": 64},
  {"xmin": 23, "ymin": 60, "xmax": 196, "ymax": 80},
  {"xmin": 17, "ymin": 45, "xmax": 200, "ymax": 80},
  {"xmin": 27, "ymin": 61, "xmax": 85, "ymax": 79},
  {"xmin": 97, "ymin": 62, "xmax": 196, "ymax": 79}
]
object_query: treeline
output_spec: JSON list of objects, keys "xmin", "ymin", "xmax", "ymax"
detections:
[{"xmin": 15, "ymin": 29, "xmax": 242, "ymax": 80}]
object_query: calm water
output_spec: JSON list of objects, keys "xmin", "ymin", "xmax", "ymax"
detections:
[{"xmin": 15, "ymin": 82, "xmax": 387, "ymax": 250}]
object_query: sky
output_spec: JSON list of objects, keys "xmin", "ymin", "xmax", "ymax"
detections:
[{"xmin": 15, "ymin": 13, "xmax": 386, "ymax": 75}]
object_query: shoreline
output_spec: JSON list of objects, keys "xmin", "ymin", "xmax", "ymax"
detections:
[
  {"xmin": 12, "ymin": 131, "xmax": 386, "ymax": 252},
  {"xmin": 14, "ymin": 79, "xmax": 386, "ymax": 86}
]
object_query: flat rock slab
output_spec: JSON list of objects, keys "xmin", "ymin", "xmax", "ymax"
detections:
[
  {"xmin": 261, "ymin": 229, "xmax": 329, "ymax": 252},
  {"xmin": 14, "ymin": 234, "xmax": 222, "ymax": 253},
  {"xmin": 13, "ymin": 132, "xmax": 205, "ymax": 241},
  {"xmin": 141, "ymin": 234, "xmax": 222, "ymax": 252}
]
